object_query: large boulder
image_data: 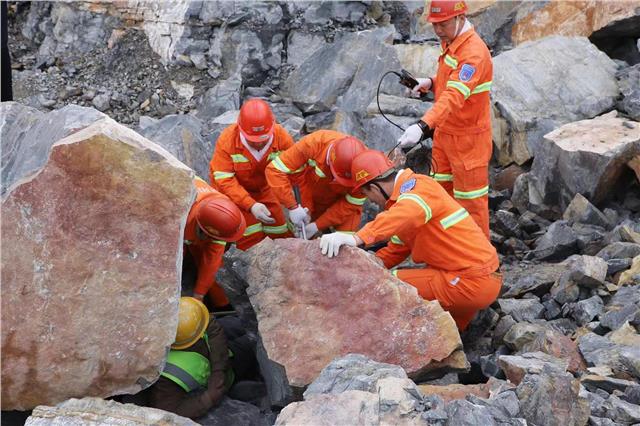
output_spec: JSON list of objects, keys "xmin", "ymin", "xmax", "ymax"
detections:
[
  {"xmin": 25, "ymin": 397, "xmax": 196, "ymax": 425},
  {"xmin": 1, "ymin": 117, "xmax": 194, "ymax": 410},
  {"xmin": 492, "ymin": 36, "xmax": 619, "ymax": 165},
  {"xmin": 283, "ymin": 27, "xmax": 401, "ymax": 114},
  {"xmin": 523, "ymin": 111, "xmax": 640, "ymax": 214},
  {"xmin": 224, "ymin": 238, "xmax": 463, "ymax": 406}
]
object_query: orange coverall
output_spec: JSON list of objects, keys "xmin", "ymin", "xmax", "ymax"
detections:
[
  {"xmin": 209, "ymin": 123, "xmax": 296, "ymax": 250},
  {"xmin": 184, "ymin": 177, "xmax": 233, "ymax": 307},
  {"xmin": 422, "ymin": 28, "xmax": 493, "ymax": 238},
  {"xmin": 265, "ymin": 130, "xmax": 366, "ymax": 232},
  {"xmin": 356, "ymin": 169, "xmax": 501, "ymax": 330}
]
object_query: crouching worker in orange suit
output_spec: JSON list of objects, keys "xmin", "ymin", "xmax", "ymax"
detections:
[
  {"xmin": 147, "ymin": 297, "xmax": 259, "ymax": 419},
  {"xmin": 319, "ymin": 150, "xmax": 501, "ymax": 330},
  {"xmin": 265, "ymin": 130, "xmax": 367, "ymax": 238},
  {"xmin": 184, "ymin": 177, "xmax": 246, "ymax": 309},
  {"xmin": 209, "ymin": 98, "xmax": 297, "ymax": 250}
]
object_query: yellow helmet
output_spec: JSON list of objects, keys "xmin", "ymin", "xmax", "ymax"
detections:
[{"xmin": 172, "ymin": 297, "xmax": 210, "ymax": 350}]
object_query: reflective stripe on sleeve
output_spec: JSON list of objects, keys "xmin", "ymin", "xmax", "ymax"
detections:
[
  {"xmin": 432, "ymin": 173, "xmax": 453, "ymax": 182},
  {"xmin": 446, "ymin": 80, "xmax": 471, "ymax": 99},
  {"xmin": 243, "ymin": 223, "xmax": 263, "ymax": 236},
  {"xmin": 345, "ymin": 194, "xmax": 366, "ymax": 206},
  {"xmin": 397, "ymin": 193, "xmax": 432, "ymax": 222},
  {"xmin": 263, "ymin": 224, "xmax": 289, "ymax": 235},
  {"xmin": 439, "ymin": 208, "xmax": 470, "ymax": 230},
  {"xmin": 444, "ymin": 55, "xmax": 458, "ymax": 69},
  {"xmin": 472, "ymin": 81, "xmax": 492, "ymax": 95},
  {"xmin": 390, "ymin": 235, "xmax": 404, "ymax": 245},
  {"xmin": 213, "ymin": 171, "xmax": 235, "ymax": 180},
  {"xmin": 230, "ymin": 154, "xmax": 249, "ymax": 163},
  {"xmin": 454, "ymin": 185, "xmax": 489, "ymax": 200}
]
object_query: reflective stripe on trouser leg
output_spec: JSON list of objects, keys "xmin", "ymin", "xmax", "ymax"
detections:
[{"xmin": 430, "ymin": 133, "xmax": 453, "ymax": 196}]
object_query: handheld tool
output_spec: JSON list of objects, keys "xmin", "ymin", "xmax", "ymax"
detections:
[{"xmin": 292, "ymin": 185, "xmax": 307, "ymax": 240}]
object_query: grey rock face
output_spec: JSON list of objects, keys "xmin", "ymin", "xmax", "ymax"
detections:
[
  {"xmin": 497, "ymin": 298, "xmax": 545, "ymax": 322},
  {"xmin": 525, "ymin": 111, "xmax": 640, "ymax": 214},
  {"xmin": 600, "ymin": 285, "xmax": 640, "ymax": 331},
  {"xmin": 137, "ymin": 114, "xmax": 213, "ymax": 181},
  {"xmin": 563, "ymin": 193, "xmax": 611, "ymax": 229},
  {"xmin": 530, "ymin": 221, "xmax": 579, "ymax": 261},
  {"xmin": 492, "ymin": 36, "xmax": 619, "ymax": 165},
  {"xmin": 304, "ymin": 354, "xmax": 407, "ymax": 398},
  {"xmin": 195, "ymin": 78, "xmax": 241, "ymax": 123},
  {"xmin": 1, "ymin": 103, "xmax": 105, "ymax": 197},
  {"xmin": 284, "ymin": 27, "xmax": 400, "ymax": 114},
  {"xmin": 498, "ymin": 352, "xmax": 568, "ymax": 385},
  {"xmin": 578, "ymin": 332, "xmax": 640, "ymax": 380},
  {"xmin": 195, "ymin": 397, "xmax": 271, "ymax": 426},
  {"xmin": 568, "ymin": 296, "xmax": 605, "ymax": 326},
  {"xmin": 597, "ymin": 242, "xmax": 640, "ymax": 262},
  {"xmin": 516, "ymin": 367, "xmax": 590, "ymax": 426},
  {"xmin": 501, "ymin": 262, "xmax": 567, "ymax": 298}
]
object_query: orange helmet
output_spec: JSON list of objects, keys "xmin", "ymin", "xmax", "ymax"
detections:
[
  {"xmin": 427, "ymin": 0, "xmax": 467, "ymax": 23},
  {"xmin": 237, "ymin": 98, "xmax": 275, "ymax": 144},
  {"xmin": 351, "ymin": 150, "xmax": 396, "ymax": 191},
  {"xmin": 196, "ymin": 196, "xmax": 246, "ymax": 242},
  {"xmin": 328, "ymin": 136, "xmax": 367, "ymax": 186}
]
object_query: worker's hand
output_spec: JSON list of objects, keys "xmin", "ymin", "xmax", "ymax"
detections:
[
  {"xmin": 250, "ymin": 202, "xmax": 276, "ymax": 224},
  {"xmin": 320, "ymin": 232, "xmax": 357, "ymax": 258},
  {"xmin": 409, "ymin": 77, "xmax": 432, "ymax": 98},
  {"xmin": 398, "ymin": 124, "xmax": 423, "ymax": 148},
  {"xmin": 289, "ymin": 205, "xmax": 310, "ymax": 227},
  {"xmin": 304, "ymin": 222, "xmax": 319, "ymax": 239}
]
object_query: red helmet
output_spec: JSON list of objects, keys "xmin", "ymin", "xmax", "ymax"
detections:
[
  {"xmin": 196, "ymin": 196, "xmax": 246, "ymax": 242},
  {"xmin": 328, "ymin": 136, "xmax": 367, "ymax": 186},
  {"xmin": 237, "ymin": 98, "xmax": 275, "ymax": 144},
  {"xmin": 351, "ymin": 150, "xmax": 396, "ymax": 191},
  {"xmin": 427, "ymin": 0, "xmax": 467, "ymax": 23}
]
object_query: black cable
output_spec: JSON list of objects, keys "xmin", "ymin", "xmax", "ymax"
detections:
[{"xmin": 377, "ymin": 71, "xmax": 405, "ymax": 132}]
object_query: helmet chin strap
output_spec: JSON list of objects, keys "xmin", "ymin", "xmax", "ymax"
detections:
[{"xmin": 453, "ymin": 16, "xmax": 463, "ymax": 39}]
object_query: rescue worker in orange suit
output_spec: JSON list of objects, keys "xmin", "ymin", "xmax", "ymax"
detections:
[
  {"xmin": 398, "ymin": 0, "xmax": 493, "ymax": 238},
  {"xmin": 185, "ymin": 177, "xmax": 246, "ymax": 308},
  {"xmin": 319, "ymin": 150, "xmax": 501, "ymax": 330},
  {"xmin": 265, "ymin": 130, "xmax": 367, "ymax": 238},
  {"xmin": 209, "ymin": 98, "xmax": 297, "ymax": 250},
  {"xmin": 147, "ymin": 297, "xmax": 258, "ymax": 419}
]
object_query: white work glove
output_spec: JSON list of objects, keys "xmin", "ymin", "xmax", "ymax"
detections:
[
  {"xmin": 288, "ymin": 205, "xmax": 310, "ymax": 227},
  {"xmin": 409, "ymin": 77, "xmax": 432, "ymax": 98},
  {"xmin": 398, "ymin": 124, "xmax": 423, "ymax": 148},
  {"xmin": 320, "ymin": 233, "xmax": 357, "ymax": 258},
  {"xmin": 250, "ymin": 203, "xmax": 275, "ymax": 224},
  {"xmin": 304, "ymin": 222, "xmax": 319, "ymax": 238}
]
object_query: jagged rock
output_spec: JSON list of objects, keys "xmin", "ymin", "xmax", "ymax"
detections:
[
  {"xmin": 572, "ymin": 223, "xmax": 608, "ymax": 256},
  {"xmin": 504, "ymin": 323, "xmax": 586, "ymax": 374},
  {"xmin": 418, "ymin": 377, "xmax": 506, "ymax": 403},
  {"xmin": 597, "ymin": 242, "xmax": 640, "ymax": 261},
  {"xmin": 229, "ymin": 238, "xmax": 463, "ymax": 406},
  {"xmin": 92, "ymin": 93, "xmax": 111, "ymax": 112},
  {"xmin": 581, "ymin": 374, "xmax": 640, "ymax": 394},
  {"xmin": 569, "ymin": 296, "xmax": 605, "ymax": 326},
  {"xmin": 498, "ymin": 352, "xmax": 569, "ymax": 385},
  {"xmin": 530, "ymin": 221, "xmax": 579, "ymax": 261},
  {"xmin": 619, "ymin": 255, "xmax": 640, "ymax": 285},
  {"xmin": 366, "ymin": 94, "xmax": 428, "ymax": 119},
  {"xmin": 466, "ymin": 391, "xmax": 525, "ymax": 425},
  {"xmin": 600, "ymin": 285, "xmax": 640, "ymax": 330},
  {"xmin": 516, "ymin": 367, "xmax": 590, "ymax": 426},
  {"xmin": 616, "ymin": 63, "xmax": 640, "ymax": 121},
  {"xmin": 194, "ymin": 397, "xmax": 271, "ymax": 426},
  {"xmin": 304, "ymin": 354, "xmax": 407, "ymax": 397},
  {"xmin": 524, "ymin": 111, "xmax": 640, "ymax": 214},
  {"xmin": 286, "ymin": 31, "xmax": 329, "ymax": 68},
  {"xmin": 492, "ymin": 37, "xmax": 619, "ymax": 166},
  {"xmin": 304, "ymin": 110, "xmax": 366, "ymax": 140},
  {"xmin": 443, "ymin": 399, "xmax": 501, "ymax": 426},
  {"xmin": 24, "ymin": 397, "xmax": 196, "ymax": 425},
  {"xmin": 194, "ymin": 78, "xmax": 241, "ymax": 123},
  {"xmin": 1, "ymin": 118, "xmax": 193, "ymax": 410},
  {"xmin": 601, "ymin": 394, "xmax": 640, "ymax": 424},
  {"xmin": 493, "ymin": 210, "xmax": 521, "ymax": 238},
  {"xmin": 393, "ymin": 44, "xmax": 440, "ymax": 78},
  {"xmin": 578, "ymin": 332, "xmax": 640, "ymax": 380},
  {"xmin": 138, "ymin": 114, "xmax": 213, "ymax": 181},
  {"xmin": 543, "ymin": 298, "xmax": 562, "ymax": 320},
  {"xmin": 501, "ymin": 262, "xmax": 566, "ymax": 298},
  {"xmin": 284, "ymin": 27, "xmax": 400, "ymax": 114},
  {"xmin": 550, "ymin": 255, "xmax": 608, "ymax": 304},
  {"xmin": 1, "ymin": 103, "xmax": 105, "ymax": 197},
  {"xmin": 609, "ymin": 322, "xmax": 640, "ymax": 348},
  {"xmin": 362, "ymin": 114, "xmax": 419, "ymax": 153},
  {"xmin": 497, "ymin": 298, "xmax": 545, "ymax": 322},
  {"xmin": 563, "ymin": 193, "xmax": 611, "ymax": 229}
]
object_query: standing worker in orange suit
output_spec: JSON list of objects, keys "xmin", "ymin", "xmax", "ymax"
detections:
[
  {"xmin": 209, "ymin": 99, "xmax": 297, "ymax": 250},
  {"xmin": 320, "ymin": 150, "xmax": 501, "ymax": 330},
  {"xmin": 398, "ymin": 0, "xmax": 493, "ymax": 238},
  {"xmin": 265, "ymin": 130, "xmax": 367, "ymax": 238},
  {"xmin": 185, "ymin": 177, "xmax": 246, "ymax": 308}
]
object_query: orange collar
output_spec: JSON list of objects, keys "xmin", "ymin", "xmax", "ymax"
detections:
[{"xmin": 441, "ymin": 28, "xmax": 475, "ymax": 55}]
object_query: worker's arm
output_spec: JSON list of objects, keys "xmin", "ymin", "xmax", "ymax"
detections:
[
  {"xmin": 375, "ymin": 236, "xmax": 412, "ymax": 269},
  {"xmin": 422, "ymin": 53, "xmax": 487, "ymax": 128},
  {"xmin": 356, "ymin": 193, "xmax": 430, "ymax": 246},
  {"xmin": 191, "ymin": 240, "xmax": 226, "ymax": 298},
  {"xmin": 315, "ymin": 191, "xmax": 366, "ymax": 231},
  {"xmin": 209, "ymin": 138, "xmax": 256, "ymax": 212},
  {"xmin": 265, "ymin": 138, "xmax": 316, "ymax": 209}
]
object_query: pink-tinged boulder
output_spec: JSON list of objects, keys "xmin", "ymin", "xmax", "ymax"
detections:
[
  {"xmin": 235, "ymin": 238, "xmax": 463, "ymax": 406},
  {"xmin": 1, "ymin": 118, "xmax": 194, "ymax": 410}
]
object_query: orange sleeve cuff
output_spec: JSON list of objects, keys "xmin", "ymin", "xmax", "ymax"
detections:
[{"xmin": 356, "ymin": 227, "xmax": 377, "ymax": 246}]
